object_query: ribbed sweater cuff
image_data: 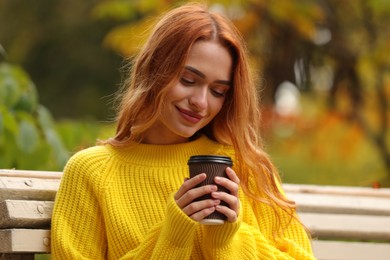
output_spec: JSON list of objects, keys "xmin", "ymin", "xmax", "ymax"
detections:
[
  {"xmin": 160, "ymin": 193, "xmax": 198, "ymax": 248},
  {"xmin": 202, "ymin": 207, "xmax": 242, "ymax": 246}
]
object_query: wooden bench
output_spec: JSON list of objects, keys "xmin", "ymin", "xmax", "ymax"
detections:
[
  {"xmin": 284, "ymin": 183, "xmax": 390, "ymax": 260},
  {"xmin": 1, "ymin": 169, "xmax": 390, "ymax": 259}
]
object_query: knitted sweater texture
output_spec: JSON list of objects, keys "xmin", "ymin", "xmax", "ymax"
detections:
[{"xmin": 51, "ymin": 135, "xmax": 315, "ymax": 259}]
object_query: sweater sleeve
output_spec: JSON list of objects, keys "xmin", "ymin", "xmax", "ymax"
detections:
[
  {"xmin": 122, "ymin": 194, "xmax": 313, "ymax": 260},
  {"xmin": 123, "ymin": 174, "xmax": 314, "ymax": 259},
  {"xmin": 200, "ymin": 216, "xmax": 315, "ymax": 259},
  {"xmin": 51, "ymin": 148, "xmax": 108, "ymax": 259},
  {"xmin": 197, "ymin": 182, "xmax": 315, "ymax": 260},
  {"xmin": 120, "ymin": 193, "xmax": 199, "ymax": 259},
  {"xmin": 135, "ymin": 196, "xmax": 314, "ymax": 260}
]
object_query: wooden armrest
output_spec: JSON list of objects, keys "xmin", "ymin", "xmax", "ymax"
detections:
[
  {"xmin": 0, "ymin": 229, "xmax": 51, "ymax": 253},
  {"xmin": 0, "ymin": 200, "xmax": 53, "ymax": 229}
]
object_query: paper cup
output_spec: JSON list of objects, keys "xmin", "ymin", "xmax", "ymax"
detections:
[{"xmin": 188, "ymin": 155, "xmax": 233, "ymax": 225}]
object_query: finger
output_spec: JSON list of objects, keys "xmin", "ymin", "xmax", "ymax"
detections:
[
  {"xmin": 190, "ymin": 206, "xmax": 216, "ymax": 222},
  {"xmin": 211, "ymin": 191, "xmax": 240, "ymax": 213},
  {"xmin": 215, "ymin": 204, "xmax": 238, "ymax": 222},
  {"xmin": 226, "ymin": 167, "xmax": 240, "ymax": 185},
  {"xmin": 175, "ymin": 173, "xmax": 206, "ymax": 201},
  {"xmin": 214, "ymin": 175, "xmax": 239, "ymax": 197},
  {"xmin": 182, "ymin": 199, "xmax": 220, "ymax": 217},
  {"xmin": 176, "ymin": 184, "xmax": 218, "ymax": 209}
]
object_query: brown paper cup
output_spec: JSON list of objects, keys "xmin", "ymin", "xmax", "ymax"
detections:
[{"xmin": 188, "ymin": 155, "xmax": 233, "ymax": 225}]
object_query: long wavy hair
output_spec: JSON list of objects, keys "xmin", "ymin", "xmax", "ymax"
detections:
[{"xmin": 106, "ymin": 3, "xmax": 298, "ymax": 238}]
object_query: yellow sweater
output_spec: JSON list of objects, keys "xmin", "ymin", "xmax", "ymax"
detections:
[{"xmin": 51, "ymin": 135, "xmax": 315, "ymax": 259}]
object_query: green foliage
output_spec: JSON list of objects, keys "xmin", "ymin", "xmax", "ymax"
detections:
[
  {"xmin": 0, "ymin": 62, "xmax": 69, "ymax": 170},
  {"xmin": 35, "ymin": 254, "xmax": 51, "ymax": 260},
  {"xmin": 56, "ymin": 119, "xmax": 115, "ymax": 153}
]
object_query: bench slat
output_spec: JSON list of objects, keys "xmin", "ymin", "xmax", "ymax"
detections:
[
  {"xmin": 0, "ymin": 254, "xmax": 34, "ymax": 259},
  {"xmin": 288, "ymin": 192, "xmax": 390, "ymax": 215},
  {"xmin": 0, "ymin": 200, "xmax": 53, "ymax": 228},
  {"xmin": 0, "ymin": 229, "xmax": 50, "ymax": 253},
  {"xmin": 284, "ymin": 183, "xmax": 390, "ymax": 198},
  {"xmin": 0, "ymin": 169, "xmax": 62, "ymax": 179},
  {"xmin": 300, "ymin": 212, "xmax": 390, "ymax": 240},
  {"xmin": 312, "ymin": 240, "xmax": 390, "ymax": 260},
  {"xmin": 0, "ymin": 177, "xmax": 60, "ymax": 201}
]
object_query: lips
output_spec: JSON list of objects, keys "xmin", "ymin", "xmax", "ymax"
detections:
[{"xmin": 177, "ymin": 107, "xmax": 204, "ymax": 123}]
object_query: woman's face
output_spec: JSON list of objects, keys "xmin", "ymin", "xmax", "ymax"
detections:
[{"xmin": 143, "ymin": 40, "xmax": 233, "ymax": 144}]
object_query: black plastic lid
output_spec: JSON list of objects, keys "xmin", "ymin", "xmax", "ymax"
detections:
[{"xmin": 188, "ymin": 155, "xmax": 233, "ymax": 165}]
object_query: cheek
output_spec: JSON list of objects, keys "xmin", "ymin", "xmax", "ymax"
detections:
[
  {"xmin": 209, "ymin": 98, "xmax": 226, "ymax": 117},
  {"xmin": 166, "ymin": 82, "xmax": 189, "ymax": 99}
]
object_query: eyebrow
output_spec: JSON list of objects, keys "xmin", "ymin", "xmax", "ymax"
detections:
[{"xmin": 185, "ymin": 66, "xmax": 232, "ymax": 86}]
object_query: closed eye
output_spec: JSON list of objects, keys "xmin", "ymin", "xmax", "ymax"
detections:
[
  {"xmin": 180, "ymin": 77, "xmax": 195, "ymax": 85},
  {"xmin": 211, "ymin": 88, "xmax": 226, "ymax": 97}
]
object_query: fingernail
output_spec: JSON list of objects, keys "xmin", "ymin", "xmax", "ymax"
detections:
[{"xmin": 211, "ymin": 191, "xmax": 219, "ymax": 198}]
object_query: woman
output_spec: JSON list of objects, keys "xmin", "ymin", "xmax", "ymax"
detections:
[{"xmin": 52, "ymin": 3, "xmax": 315, "ymax": 259}]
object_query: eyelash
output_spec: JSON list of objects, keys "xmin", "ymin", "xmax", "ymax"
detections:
[
  {"xmin": 181, "ymin": 77, "xmax": 226, "ymax": 97},
  {"xmin": 211, "ymin": 89, "xmax": 226, "ymax": 97},
  {"xmin": 180, "ymin": 78, "xmax": 195, "ymax": 85}
]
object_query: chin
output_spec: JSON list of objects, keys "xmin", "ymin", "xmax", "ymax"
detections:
[
  {"xmin": 176, "ymin": 130, "xmax": 199, "ymax": 139},
  {"xmin": 180, "ymin": 132, "xmax": 197, "ymax": 139}
]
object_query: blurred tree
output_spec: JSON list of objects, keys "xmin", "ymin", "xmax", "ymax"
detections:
[
  {"xmin": 252, "ymin": 0, "xmax": 390, "ymax": 180},
  {"xmin": 0, "ymin": 0, "xmax": 122, "ymax": 120},
  {"xmin": 321, "ymin": 0, "xmax": 390, "ymax": 178}
]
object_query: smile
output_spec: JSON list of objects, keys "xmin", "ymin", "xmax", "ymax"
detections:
[{"xmin": 176, "ymin": 107, "xmax": 204, "ymax": 124}]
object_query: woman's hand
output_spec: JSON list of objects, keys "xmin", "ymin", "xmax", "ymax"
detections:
[
  {"xmin": 174, "ymin": 173, "xmax": 221, "ymax": 222},
  {"xmin": 174, "ymin": 167, "xmax": 240, "ymax": 223},
  {"xmin": 212, "ymin": 167, "xmax": 240, "ymax": 222}
]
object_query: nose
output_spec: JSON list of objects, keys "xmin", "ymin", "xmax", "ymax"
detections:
[{"xmin": 189, "ymin": 86, "xmax": 208, "ymax": 111}]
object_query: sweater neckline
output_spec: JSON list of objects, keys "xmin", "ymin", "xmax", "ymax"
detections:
[{"xmin": 106, "ymin": 135, "xmax": 230, "ymax": 167}]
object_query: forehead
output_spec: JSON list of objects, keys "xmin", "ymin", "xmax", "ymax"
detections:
[{"xmin": 185, "ymin": 40, "xmax": 233, "ymax": 81}]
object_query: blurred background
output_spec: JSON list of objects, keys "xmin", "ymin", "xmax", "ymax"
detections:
[{"xmin": 1, "ymin": 0, "xmax": 390, "ymax": 187}]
